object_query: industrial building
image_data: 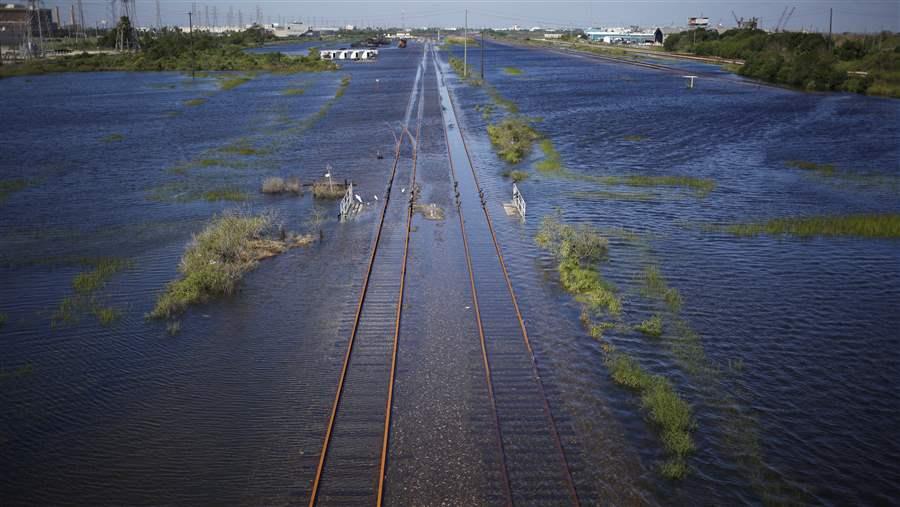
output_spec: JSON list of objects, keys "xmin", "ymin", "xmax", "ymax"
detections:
[
  {"xmin": 585, "ymin": 27, "xmax": 656, "ymax": 44},
  {"xmin": 0, "ymin": 3, "xmax": 55, "ymax": 47}
]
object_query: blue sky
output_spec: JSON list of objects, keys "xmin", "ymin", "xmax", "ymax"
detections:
[{"xmin": 53, "ymin": 0, "xmax": 899, "ymax": 33}]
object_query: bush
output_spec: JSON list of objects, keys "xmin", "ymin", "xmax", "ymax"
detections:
[{"xmin": 487, "ymin": 117, "xmax": 540, "ymax": 164}]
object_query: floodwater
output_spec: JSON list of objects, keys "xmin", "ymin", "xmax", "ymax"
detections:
[{"xmin": 0, "ymin": 39, "xmax": 898, "ymax": 505}]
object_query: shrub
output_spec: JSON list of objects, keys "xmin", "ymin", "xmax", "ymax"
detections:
[
  {"xmin": 262, "ymin": 177, "xmax": 286, "ymax": 193},
  {"xmin": 636, "ymin": 314, "xmax": 663, "ymax": 337},
  {"xmin": 487, "ymin": 117, "xmax": 541, "ymax": 164}
]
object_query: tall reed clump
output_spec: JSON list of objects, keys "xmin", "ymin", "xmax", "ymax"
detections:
[
  {"xmin": 725, "ymin": 213, "xmax": 900, "ymax": 239},
  {"xmin": 150, "ymin": 210, "xmax": 307, "ymax": 319},
  {"xmin": 535, "ymin": 213, "xmax": 620, "ymax": 316},
  {"xmin": 261, "ymin": 177, "xmax": 302, "ymax": 195},
  {"xmin": 487, "ymin": 117, "xmax": 541, "ymax": 164},
  {"xmin": 607, "ymin": 352, "xmax": 695, "ymax": 479}
]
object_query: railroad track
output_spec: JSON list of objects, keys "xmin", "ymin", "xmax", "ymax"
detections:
[
  {"xmin": 432, "ymin": 49, "xmax": 581, "ymax": 506},
  {"xmin": 307, "ymin": 44, "xmax": 427, "ymax": 507}
]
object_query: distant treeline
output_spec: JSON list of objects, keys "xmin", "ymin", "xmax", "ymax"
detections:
[
  {"xmin": 0, "ymin": 22, "xmax": 336, "ymax": 77},
  {"xmin": 664, "ymin": 28, "xmax": 900, "ymax": 97}
]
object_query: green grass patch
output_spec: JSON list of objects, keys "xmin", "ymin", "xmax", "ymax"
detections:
[
  {"xmin": 502, "ymin": 66, "xmax": 523, "ymax": 75},
  {"xmin": 218, "ymin": 75, "xmax": 252, "ymax": 90},
  {"xmin": 442, "ymin": 36, "xmax": 479, "ymax": 47},
  {"xmin": 72, "ymin": 258, "xmax": 131, "ymax": 294},
  {"xmin": 282, "ymin": 87, "xmax": 306, "ymax": 96},
  {"xmin": 607, "ymin": 351, "xmax": 695, "ymax": 478},
  {"xmin": 150, "ymin": 210, "xmax": 312, "ymax": 319},
  {"xmin": 485, "ymin": 84, "xmax": 518, "ymax": 112},
  {"xmin": 0, "ymin": 178, "xmax": 29, "ymax": 203},
  {"xmin": 102, "ymin": 133, "xmax": 125, "ymax": 143},
  {"xmin": 641, "ymin": 265, "xmax": 682, "ymax": 313},
  {"xmin": 725, "ymin": 213, "xmax": 900, "ymax": 239},
  {"xmin": 448, "ymin": 56, "xmax": 481, "ymax": 85},
  {"xmin": 501, "ymin": 169, "xmax": 529, "ymax": 183},
  {"xmin": 219, "ymin": 139, "xmax": 268, "ymax": 156},
  {"xmin": 786, "ymin": 159, "xmax": 836, "ymax": 176},
  {"xmin": 536, "ymin": 214, "xmax": 620, "ymax": 316},
  {"xmin": 202, "ymin": 187, "xmax": 249, "ymax": 202},
  {"xmin": 487, "ymin": 117, "xmax": 540, "ymax": 164},
  {"xmin": 535, "ymin": 139, "xmax": 564, "ymax": 174},
  {"xmin": 623, "ymin": 134, "xmax": 647, "ymax": 142},
  {"xmin": 184, "ymin": 98, "xmax": 208, "ymax": 107},
  {"xmin": 636, "ymin": 314, "xmax": 664, "ymax": 337},
  {"xmin": 335, "ymin": 75, "xmax": 351, "ymax": 98},
  {"xmin": 569, "ymin": 190, "xmax": 656, "ymax": 202},
  {"xmin": 474, "ymin": 103, "xmax": 495, "ymax": 120},
  {"xmin": 92, "ymin": 306, "xmax": 122, "ymax": 326},
  {"xmin": 600, "ymin": 175, "xmax": 715, "ymax": 197}
]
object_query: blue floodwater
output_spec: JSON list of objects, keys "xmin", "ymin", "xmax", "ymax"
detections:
[{"xmin": 1, "ymin": 40, "xmax": 898, "ymax": 505}]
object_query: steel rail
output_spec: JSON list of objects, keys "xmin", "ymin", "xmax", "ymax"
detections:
[
  {"xmin": 437, "ymin": 50, "xmax": 581, "ymax": 506},
  {"xmin": 433, "ymin": 47, "xmax": 515, "ymax": 507},
  {"xmin": 376, "ymin": 50, "xmax": 427, "ymax": 507},
  {"xmin": 307, "ymin": 47, "xmax": 424, "ymax": 506}
]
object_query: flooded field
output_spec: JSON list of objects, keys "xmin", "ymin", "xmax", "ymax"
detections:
[{"xmin": 1, "ymin": 39, "xmax": 898, "ymax": 505}]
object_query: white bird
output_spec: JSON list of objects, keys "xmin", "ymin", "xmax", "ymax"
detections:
[
  {"xmin": 324, "ymin": 172, "xmax": 331, "ymax": 178},
  {"xmin": 355, "ymin": 194, "xmax": 362, "ymax": 203},
  {"xmin": 401, "ymin": 187, "xmax": 406, "ymax": 193},
  {"xmin": 374, "ymin": 195, "xmax": 379, "ymax": 201}
]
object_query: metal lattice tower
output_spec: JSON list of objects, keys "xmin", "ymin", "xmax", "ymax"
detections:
[
  {"xmin": 23, "ymin": 0, "xmax": 45, "ymax": 59},
  {"xmin": 75, "ymin": 0, "xmax": 87, "ymax": 40},
  {"xmin": 116, "ymin": 0, "xmax": 140, "ymax": 51},
  {"xmin": 155, "ymin": 0, "xmax": 161, "ymax": 29}
]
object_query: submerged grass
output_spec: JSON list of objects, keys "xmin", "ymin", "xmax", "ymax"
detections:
[
  {"xmin": 536, "ymin": 213, "xmax": 620, "ymax": 316},
  {"xmin": 501, "ymin": 169, "xmax": 529, "ymax": 183},
  {"xmin": 0, "ymin": 178, "xmax": 29, "ymax": 203},
  {"xmin": 102, "ymin": 133, "xmax": 124, "ymax": 143},
  {"xmin": 218, "ymin": 75, "xmax": 252, "ymax": 90},
  {"xmin": 600, "ymin": 175, "xmax": 715, "ymax": 197},
  {"xmin": 786, "ymin": 159, "xmax": 836, "ymax": 176},
  {"xmin": 0, "ymin": 312, "xmax": 7, "ymax": 328},
  {"xmin": 52, "ymin": 257, "xmax": 130, "ymax": 327},
  {"xmin": 72, "ymin": 258, "xmax": 131, "ymax": 294},
  {"xmin": 202, "ymin": 187, "xmax": 249, "ymax": 202},
  {"xmin": 607, "ymin": 351, "xmax": 695, "ymax": 478},
  {"xmin": 535, "ymin": 139, "xmax": 564, "ymax": 174},
  {"xmin": 641, "ymin": 265, "xmax": 682, "ymax": 313},
  {"xmin": 569, "ymin": 190, "xmax": 656, "ymax": 202},
  {"xmin": 502, "ymin": 66, "xmax": 523, "ymax": 75},
  {"xmin": 282, "ymin": 87, "xmax": 305, "ymax": 96},
  {"xmin": 636, "ymin": 314, "xmax": 664, "ymax": 337},
  {"xmin": 184, "ymin": 98, "xmax": 207, "ymax": 107},
  {"xmin": 623, "ymin": 134, "xmax": 647, "ymax": 142},
  {"xmin": 725, "ymin": 214, "xmax": 900, "ymax": 239},
  {"xmin": 487, "ymin": 117, "xmax": 540, "ymax": 164},
  {"xmin": 150, "ymin": 210, "xmax": 314, "ymax": 319}
]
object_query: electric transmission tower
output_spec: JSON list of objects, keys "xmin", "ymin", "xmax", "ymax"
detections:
[
  {"xmin": 24, "ymin": 0, "xmax": 45, "ymax": 58},
  {"xmin": 155, "ymin": 0, "xmax": 161, "ymax": 29},
  {"xmin": 116, "ymin": 0, "xmax": 140, "ymax": 51},
  {"xmin": 75, "ymin": 0, "xmax": 87, "ymax": 40}
]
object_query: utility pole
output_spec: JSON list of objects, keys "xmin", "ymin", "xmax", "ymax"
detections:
[
  {"xmin": 828, "ymin": 8, "xmax": 833, "ymax": 46},
  {"xmin": 188, "ymin": 11, "xmax": 194, "ymax": 79},
  {"xmin": 463, "ymin": 9, "xmax": 468, "ymax": 78},
  {"xmin": 480, "ymin": 29, "xmax": 484, "ymax": 81},
  {"xmin": 155, "ymin": 0, "xmax": 161, "ymax": 29}
]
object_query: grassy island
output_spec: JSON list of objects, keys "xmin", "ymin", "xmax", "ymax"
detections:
[{"xmin": 1, "ymin": 25, "xmax": 336, "ymax": 78}]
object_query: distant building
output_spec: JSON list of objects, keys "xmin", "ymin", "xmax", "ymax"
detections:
[
  {"xmin": 688, "ymin": 17, "xmax": 710, "ymax": 28},
  {"xmin": 1, "ymin": 3, "xmax": 56, "ymax": 46},
  {"xmin": 272, "ymin": 21, "xmax": 308, "ymax": 38},
  {"xmin": 543, "ymin": 32, "xmax": 563, "ymax": 40},
  {"xmin": 585, "ymin": 27, "xmax": 655, "ymax": 44}
]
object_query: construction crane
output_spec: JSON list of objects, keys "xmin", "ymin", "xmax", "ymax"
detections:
[
  {"xmin": 776, "ymin": 7, "xmax": 788, "ymax": 32},
  {"xmin": 781, "ymin": 7, "xmax": 795, "ymax": 32}
]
